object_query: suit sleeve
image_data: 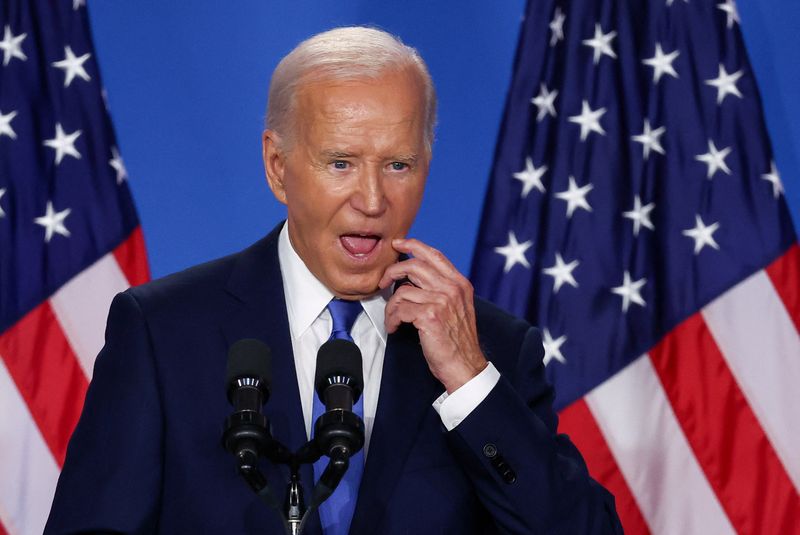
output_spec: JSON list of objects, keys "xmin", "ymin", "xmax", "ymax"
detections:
[
  {"xmin": 44, "ymin": 291, "xmax": 163, "ymax": 534},
  {"xmin": 445, "ymin": 326, "xmax": 623, "ymax": 534}
]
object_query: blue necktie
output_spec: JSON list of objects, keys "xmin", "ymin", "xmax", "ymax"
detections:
[{"xmin": 312, "ymin": 298, "xmax": 364, "ymax": 535}]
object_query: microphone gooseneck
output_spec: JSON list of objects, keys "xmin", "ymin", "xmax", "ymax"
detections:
[
  {"xmin": 221, "ymin": 337, "xmax": 366, "ymax": 534},
  {"xmin": 222, "ymin": 339, "xmax": 297, "ymax": 534}
]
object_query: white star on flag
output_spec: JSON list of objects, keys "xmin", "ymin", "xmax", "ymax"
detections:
[
  {"xmin": 632, "ymin": 119, "xmax": 666, "ymax": 160},
  {"xmin": 0, "ymin": 109, "xmax": 18, "ymax": 139},
  {"xmin": 549, "ymin": 7, "xmax": 566, "ymax": 46},
  {"xmin": 0, "ymin": 188, "xmax": 6, "ymax": 218},
  {"xmin": 43, "ymin": 123, "xmax": 82, "ymax": 165},
  {"xmin": 73, "ymin": 0, "xmax": 86, "ymax": 9},
  {"xmin": 622, "ymin": 195, "xmax": 656, "ymax": 237},
  {"xmin": 682, "ymin": 214, "xmax": 721, "ymax": 254},
  {"xmin": 531, "ymin": 84, "xmax": 558, "ymax": 121},
  {"xmin": 695, "ymin": 139, "xmax": 732, "ymax": 179},
  {"xmin": 494, "ymin": 231, "xmax": 533, "ymax": 273},
  {"xmin": 704, "ymin": 64, "xmax": 744, "ymax": 104},
  {"xmin": 34, "ymin": 201, "xmax": 72, "ymax": 242},
  {"xmin": 513, "ymin": 157, "xmax": 547, "ymax": 198},
  {"xmin": 568, "ymin": 100, "xmax": 607, "ymax": 141},
  {"xmin": 717, "ymin": 0, "xmax": 740, "ymax": 29},
  {"xmin": 52, "ymin": 45, "xmax": 91, "ymax": 87},
  {"xmin": 555, "ymin": 176, "xmax": 593, "ymax": 217},
  {"xmin": 611, "ymin": 271, "xmax": 647, "ymax": 313},
  {"xmin": 109, "ymin": 147, "xmax": 128, "ymax": 184},
  {"xmin": 666, "ymin": 0, "xmax": 689, "ymax": 5},
  {"xmin": 543, "ymin": 253, "xmax": 579, "ymax": 293},
  {"xmin": 761, "ymin": 161, "xmax": 784, "ymax": 199},
  {"xmin": 542, "ymin": 328, "xmax": 567, "ymax": 366},
  {"xmin": 582, "ymin": 23, "xmax": 617, "ymax": 64},
  {"xmin": 0, "ymin": 25, "xmax": 27, "ymax": 66},
  {"xmin": 642, "ymin": 43, "xmax": 679, "ymax": 84}
]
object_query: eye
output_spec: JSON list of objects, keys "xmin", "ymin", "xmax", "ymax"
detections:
[
  {"xmin": 332, "ymin": 160, "xmax": 349, "ymax": 170},
  {"xmin": 389, "ymin": 161, "xmax": 409, "ymax": 171}
]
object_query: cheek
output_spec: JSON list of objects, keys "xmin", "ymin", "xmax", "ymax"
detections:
[
  {"xmin": 285, "ymin": 179, "xmax": 341, "ymax": 230},
  {"xmin": 391, "ymin": 182, "xmax": 425, "ymax": 224}
]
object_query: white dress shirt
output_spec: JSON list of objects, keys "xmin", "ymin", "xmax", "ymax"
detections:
[{"xmin": 276, "ymin": 223, "xmax": 499, "ymax": 455}]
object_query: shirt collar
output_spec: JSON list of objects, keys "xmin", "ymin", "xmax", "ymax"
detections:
[{"xmin": 277, "ymin": 222, "xmax": 389, "ymax": 344}]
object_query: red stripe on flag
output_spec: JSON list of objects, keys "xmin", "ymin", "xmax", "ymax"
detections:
[
  {"xmin": 0, "ymin": 518, "xmax": 8, "ymax": 535},
  {"xmin": 649, "ymin": 313, "xmax": 800, "ymax": 534},
  {"xmin": 0, "ymin": 303, "xmax": 88, "ymax": 467},
  {"xmin": 765, "ymin": 243, "xmax": 800, "ymax": 332},
  {"xmin": 113, "ymin": 226, "xmax": 150, "ymax": 287},
  {"xmin": 559, "ymin": 399, "xmax": 651, "ymax": 534}
]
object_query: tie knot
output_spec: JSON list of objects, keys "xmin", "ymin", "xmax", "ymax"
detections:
[{"xmin": 327, "ymin": 299, "xmax": 363, "ymax": 342}]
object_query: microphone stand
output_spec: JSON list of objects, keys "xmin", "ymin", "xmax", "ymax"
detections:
[{"xmin": 223, "ymin": 409, "xmax": 362, "ymax": 535}]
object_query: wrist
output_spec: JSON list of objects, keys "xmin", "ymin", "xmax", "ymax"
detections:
[{"xmin": 440, "ymin": 356, "xmax": 488, "ymax": 394}]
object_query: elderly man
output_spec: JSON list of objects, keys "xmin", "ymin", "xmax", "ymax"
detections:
[{"xmin": 45, "ymin": 27, "xmax": 621, "ymax": 534}]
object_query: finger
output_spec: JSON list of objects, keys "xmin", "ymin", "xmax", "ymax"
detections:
[
  {"xmin": 386, "ymin": 289, "xmax": 459, "ymax": 332},
  {"xmin": 384, "ymin": 300, "xmax": 429, "ymax": 333},
  {"xmin": 392, "ymin": 238, "xmax": 472, "ymax": 299},
  {"xmin": 379, "ymin": 257, "xmax": 441, "ymax": 290},
  {"xmin": 389, "ymin": 284, "xmax": 448, "ymax": 307},
  {"xmin": 385, "ymin": 268, "xmax": 473, "ymax": 316},
  {"xmin": 392, "ymin": 238, "xmax": 460, "ymax": 278}
]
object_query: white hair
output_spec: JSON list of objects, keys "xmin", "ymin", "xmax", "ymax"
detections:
[{"xmin": 266, "ymin": 26, "xmax": 437, "ymax": 151}]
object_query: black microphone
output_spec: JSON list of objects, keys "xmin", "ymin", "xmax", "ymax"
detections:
[
  {"xmin": 313, "ymin": 339, "xmax": 365, "ymax": 459},
  {"xmin": 226, "ymin": 338, "xmax": 271, "ymax": 411},
  {"xmin": 314, "ymin": 339, "xmax": 364, "ymax": 411},
  {"xmin": 222, "ymin": 339, "xmax": 272, "ymax": 463}
]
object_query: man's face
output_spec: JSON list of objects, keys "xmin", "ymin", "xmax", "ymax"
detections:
[{"xmin": 263, "ymin": 67, "xmax": 429, "ymax": 299}]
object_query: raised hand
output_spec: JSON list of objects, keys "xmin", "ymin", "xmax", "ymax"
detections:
[{"xmin": 380, "ymin": 238, "xmax": 488, "ymax": 393}]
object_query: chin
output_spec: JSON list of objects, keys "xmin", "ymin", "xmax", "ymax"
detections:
[{"xmin": 330, "ymin": 271, "xmax": 383, "ymax": 299}]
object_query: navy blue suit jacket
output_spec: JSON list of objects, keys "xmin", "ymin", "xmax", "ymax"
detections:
[{"xmin": 45, "ymin": 224, "xmax": 621, "ymax": 534}]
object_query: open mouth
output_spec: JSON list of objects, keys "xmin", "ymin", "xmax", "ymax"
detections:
[{"xmin": 340, "ymin": 233, "xmax": 382, "ymax": 257}]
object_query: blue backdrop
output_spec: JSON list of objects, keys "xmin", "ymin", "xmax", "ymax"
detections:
[{"xmin": 87, "ymin": 1, "xmax": 799, "ymax": 280}]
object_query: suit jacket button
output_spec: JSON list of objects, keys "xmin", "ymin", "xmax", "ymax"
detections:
[
  {"xmin": 501, "ymin": 468, "xmax": 517, "ymax": 484},
  {"xmin": 484, "ymin": 446, "xmax": 517, "ymax": 484}
]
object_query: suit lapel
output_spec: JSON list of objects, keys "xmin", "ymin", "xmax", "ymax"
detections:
[
  {"xmin": 219, "ymin": 224, "xmax": 321, "ymax": 534},
  {"xmin": 350, "ymin": 323, "xmax": 441, "ymax": 534}
]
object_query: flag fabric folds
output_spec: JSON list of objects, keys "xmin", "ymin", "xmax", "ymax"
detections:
[
  {"xmin": 0, "ymin": 2, "xmax": 149, "ymax": 534},
  {"xmin": 471, "ymin": 0, "xmax": 800, "ymax": 533}
]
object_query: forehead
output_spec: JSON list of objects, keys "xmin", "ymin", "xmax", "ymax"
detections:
[{"xmin": 293, "ymin": 69, "xmax": 427, "ymax": 149}]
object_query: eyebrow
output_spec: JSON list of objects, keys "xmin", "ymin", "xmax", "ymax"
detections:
[
  {"xmin": 392, "ymin": 154, "xmax": 419, "ymax": 165},
  {"xmin": 320, "ymin": 150, "xmax": 356, "ymax": 159},
  {"xmin": 319, "ymin": 150, "xmax": 419, "ymax": 165}
]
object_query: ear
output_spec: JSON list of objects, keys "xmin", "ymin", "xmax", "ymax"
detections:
[{"xmin": 262, "ymin": 129, "xmax": 287, "ymax": 205}]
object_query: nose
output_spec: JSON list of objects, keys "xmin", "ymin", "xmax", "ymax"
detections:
[{"xmin": 350, "ymin": 165, "xmax": 387, "ymax": 217}]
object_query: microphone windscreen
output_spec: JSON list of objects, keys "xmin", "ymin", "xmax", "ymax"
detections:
[
  {"xmin": 226, "ymin": 338, "xmax": 272, "ymax": 390},
  {"xmin": 314, "ymin": 339, "xmax": 364, "ymax": 398}
]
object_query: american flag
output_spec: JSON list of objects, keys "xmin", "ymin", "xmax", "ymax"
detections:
[
  {"xmin": 0, "ymin": 2, "xmax": 149, "ymax": 534},
  {"xmin": 471, "ymin": 0, "xmax": 800, "ymax": 533}
]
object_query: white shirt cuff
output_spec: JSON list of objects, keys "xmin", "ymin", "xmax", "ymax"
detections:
[{"xmin": 432, "ymin": 362, "xmax": 500, "ymax": 431}]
